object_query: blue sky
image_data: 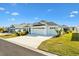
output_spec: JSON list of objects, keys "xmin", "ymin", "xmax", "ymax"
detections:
[{"xmin": 0, "ymin": 3, "xmax": 79, "ymax": 27}]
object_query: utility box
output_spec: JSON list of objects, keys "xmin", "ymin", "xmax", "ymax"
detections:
[{"xmin": 71, "ymin": 33, "xmax": 79, "ymax": 41}]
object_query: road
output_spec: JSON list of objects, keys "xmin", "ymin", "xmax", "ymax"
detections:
[{"xmin": 0, "ymin": 39, "xmax": 45, "ymax": 56}]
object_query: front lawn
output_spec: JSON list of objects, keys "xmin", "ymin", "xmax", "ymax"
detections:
[
  {"xmin": 0, "ymin": 31, "xmax": 28, "ymax": 39},
  {"xmin": 38, "ymin": 33, "xmax": 79, "ymax": 56},
  {"xmin": 0, "ymin": 34, "xmax": 17, "ymax": 39}
]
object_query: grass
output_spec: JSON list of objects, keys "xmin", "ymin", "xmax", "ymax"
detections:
[
  {"xmin": 0, "ymin": 34, "xmax": 17, "ymax": 39},
  {"xmin": 0, "ymin": 31, "xmax": 28, "ymax": 39},
  {"xmin": 38, "ymin": 33, "xmax": 79, "ymax": 56}
]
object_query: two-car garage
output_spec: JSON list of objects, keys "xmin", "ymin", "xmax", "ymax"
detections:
[{"xmin": 30, "ymin": 26, "xmax": 58, "ymax": 36}]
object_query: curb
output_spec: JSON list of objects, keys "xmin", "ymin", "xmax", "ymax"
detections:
[{"xmin": 0, "ymin": 38, "xmax": 57, "ymax": 56}]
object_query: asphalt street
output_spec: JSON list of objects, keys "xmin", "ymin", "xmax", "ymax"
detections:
[{"xmin": 0, "ymin": 39, "xmax": 45, "ymax": 56}]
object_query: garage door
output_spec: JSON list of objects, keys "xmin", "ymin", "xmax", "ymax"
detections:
[
  {"xmin": 30, "ymin": 27, "xmax": 46, "ymax": 36},
  {"xmin": 47, "ymin": 28, "xmax": 57, "ymax": 36}
]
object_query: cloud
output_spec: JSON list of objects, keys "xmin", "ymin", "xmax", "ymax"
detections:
[
  {"xmin": 69, "ymin": 10, "xmax": 79, "ymax": 18},
  {"xmin": 70, "ymin": 10, "xmax": 78, "ymax": 14},
  {"xmin": 11, "ymin": 12, "xmax": 19, "ymax": 16},
  {"xmin": 0, "ymin": 7, "xmax": 5, "ymax": 11},
  {"xmin": 69, "ymin": 14, "xmax": 75, "ymax": 18}
]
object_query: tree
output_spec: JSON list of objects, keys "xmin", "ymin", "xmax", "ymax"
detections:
[{"xmin": 0, "ymin": 27, "xmax": 4, "ymax": 33}]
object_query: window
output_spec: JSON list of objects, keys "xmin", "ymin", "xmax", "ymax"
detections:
[
  {"xmin": 50, "ymin": 27, "xmax": 56, "ymax": 29},
  {"xmin": 32, "ymin": 27, "xmax": 45, "ymax": 29}
]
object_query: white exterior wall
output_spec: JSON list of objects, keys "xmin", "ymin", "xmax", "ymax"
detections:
[
  {"xmin": 26, "ymin": 27, "xmax": 30, "ymax": 32},
  {"xmin": 15, "ymin": 29, "xmax": 24, "ymax": 32},
  {"xmin": 75, "ymin": 27, "xmax": 79, "ymax": 33},
  {"xmin": 15, "ymin": 29, "xmax": 20, "ymax": 32},
  {"xmin": 47, "ymin": 26, "xmax": 58, "ymax": 36},
  {"xmin": 21, "ymin": 29, "xmax": 24, "ymax": 32}
]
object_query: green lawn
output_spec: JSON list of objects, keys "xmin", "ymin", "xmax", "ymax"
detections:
[
  {"xmin": 0, "ymin": 32, "xmax": 28, "ymax": 39},
  {"xmin": 0, "ymin": 34, "xmax": 17, "ymax": 39},
  {"xmin": 38, "ymin": 33, "xmax": 79, "ymax": 56}
]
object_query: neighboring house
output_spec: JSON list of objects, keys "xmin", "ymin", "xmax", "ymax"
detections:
[
  {"xmin": 62, "ymin": 25, "xmax": 70, "ymax": 30},
  {"xmin": 62, "ymin": 25, "xmax": 75, "ymax": 32},
  {"xmin": 30, "ymin": 20, "xmax": 61, "ymax": 36},
  {"xmin": 74, "ymin": 26, "xmax": 79, "ymax": 33},
  {"xmin": 8, "ymin": 23, "xmax": 30, "ymax": 33}
]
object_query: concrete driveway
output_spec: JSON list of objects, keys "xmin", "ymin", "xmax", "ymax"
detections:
[{"xmin": 4, "ymin": 35, "xmax": 52, "ymax": 48}]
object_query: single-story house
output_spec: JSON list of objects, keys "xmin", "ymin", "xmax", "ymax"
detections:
[
  {"xmin": 30, "ymin": 20, "xmax": 61, "ymax": 36},
  {"xmin": 8, "ymin": 20, "xmax": 61, "ymax": 36},
  {"xmin": 8, "ymin": 23, "xmax": 30, "ymax": 33}
]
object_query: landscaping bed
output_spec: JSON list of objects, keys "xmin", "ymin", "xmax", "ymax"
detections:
[{"xmin": 38, "ymin": 33, "xmax": 79, "ymax": 56}]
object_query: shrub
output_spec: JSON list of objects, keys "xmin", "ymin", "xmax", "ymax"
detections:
[
  {"xmin": 15, "ymin": 32, "xmax": 20, "ymax": 36},
  {"xmin": 0, "ymin": 28, "xmax": 4, "ymax": 33},
  {"xmin": 13, "ymin": 31, "xmax": 29, "ymax": 36},
  {"xmin": 20, "ymin": 31, "xmax": 28, "ymax": 36},
  {"xmin": 55, "ymin": 28, "xmax": 64, "ymax": 37},
  {"xmin": 63, "ymin": 28, "xmax": 70, "ymax": 34}
]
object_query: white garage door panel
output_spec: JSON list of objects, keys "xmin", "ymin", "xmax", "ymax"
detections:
[
  {"xmin": 31, "ymin": 29, "xmax": 46, "ymax": 35},
  {"xmin": 48, "ymin": 29, "xmax": 57, "ymax": 36}
]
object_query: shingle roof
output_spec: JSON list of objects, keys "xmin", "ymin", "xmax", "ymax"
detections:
[
  {"xmin": 10, "ymin": 20, "xmax": 60, "ymax": 28},
  {"xmin": 32, "ymin": 20, "xmax": 59, "ymax": 26},
  {"xmin": 62, "ymin": 25, "xmax": 69, "ymax": 28},
  {"xmin": 10, "ymin": 23, "xmax": 30, "ymax": 28}
]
